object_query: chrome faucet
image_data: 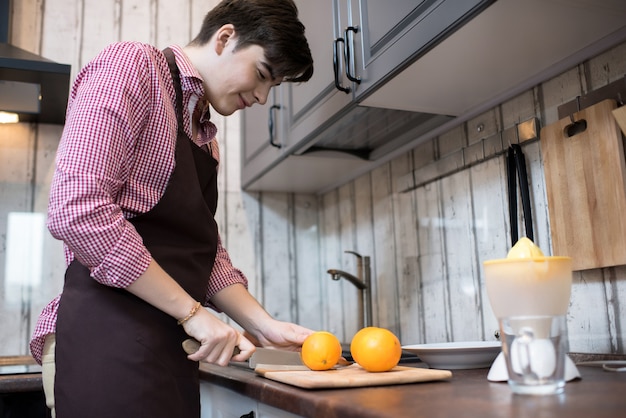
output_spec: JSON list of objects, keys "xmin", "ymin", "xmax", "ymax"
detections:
[{"xmin": 327, "ymin": 251, "xmax": 372, "ymax": 329}]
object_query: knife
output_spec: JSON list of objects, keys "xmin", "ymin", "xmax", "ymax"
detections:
[{"xmin": 182, "ymin": 338, "xmax": 305, "ymax": 369}]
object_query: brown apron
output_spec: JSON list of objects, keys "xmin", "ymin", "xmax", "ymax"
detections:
[{"xmin": 54, "ymin": 48, "xmax": 218, "ymax": 418}]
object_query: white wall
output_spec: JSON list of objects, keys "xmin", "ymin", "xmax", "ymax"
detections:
[{"xmin": 1, "ymin": 0, "xmax": 624, "ymax": 356}]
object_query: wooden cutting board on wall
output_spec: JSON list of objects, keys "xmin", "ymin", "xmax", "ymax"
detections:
[{"xmin": 540, "ymin": 99, "xmax": 626, "ymax": 270}]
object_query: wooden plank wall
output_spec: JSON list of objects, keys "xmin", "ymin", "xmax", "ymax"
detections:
[
  {"xmin": 312, "ymin": 41, "xmax": 626, "ymax": 353},
  {"xmin": 0, "ymin": 0, "xmax": 624, "ymax": 357}
]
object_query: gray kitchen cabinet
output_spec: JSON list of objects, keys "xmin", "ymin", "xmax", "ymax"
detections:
[
  {"xmin": 287, "ymin": 0, "xmax": 493, "ymax": 157},
  {"xmin": 200, "ymin": 381, "xmax": 255, "ymax": 418},
  {"xmin": 242, "ymin": 0, "xmax": 492, "ymax": 191},
  {"xmin": 240, "ymin": 0, "xmax": 344, "ymax": 190},
  {"xmin": 242, "ymin": 0, "xmax": 626, "ymax": 193},
  {"xmin": 347, "ymin": 0, "xmax": 493, "ymax": 100},
  {"xmin": 200, "ymin": 381, "xmax": 301, "ymax": 418},
  {"xmin": 241, "ymin": 87, "xmax": 287, "ymax": 189},
  {"xmin": 284, "ymin": 0, "xmax": 352, "ymax": 154}
]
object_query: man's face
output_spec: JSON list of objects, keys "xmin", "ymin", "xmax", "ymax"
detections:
[{"xmin": 207, "ymin": 40, "xmax": 281, "ymax": 116}]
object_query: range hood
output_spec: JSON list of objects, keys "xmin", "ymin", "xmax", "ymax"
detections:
[{"xmin": 0, "ymin": 0, "xmax": 71, "ymax": 124}]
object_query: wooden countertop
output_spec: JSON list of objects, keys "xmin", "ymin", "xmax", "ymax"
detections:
[
  {"xmin": 0, "ymin": 356, "xmax": 43, "ymax": 394},
  {"xmin": 199, "ymin": 361, "xmax": 626, "ymax": 418},
  {"xmin": 3, "ymin": 355, "xmax": 623, "ymax": 416}
]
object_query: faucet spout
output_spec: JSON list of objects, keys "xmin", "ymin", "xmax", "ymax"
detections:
[
  {"xmin": 327, "ymin": 251, "xmax": 373, "ymax": 329},
  {"xmin": 327, "ymin": 269, "xmax": 366, "ymax": 289}
]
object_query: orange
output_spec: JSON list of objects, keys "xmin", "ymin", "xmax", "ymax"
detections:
[
  {"xmin": 301, "ymin": 331, "xmax": 342, "ymax": 371},
  {"xmin": 350, "ymin": 327, "xmax": 402, "ymax": 372}
]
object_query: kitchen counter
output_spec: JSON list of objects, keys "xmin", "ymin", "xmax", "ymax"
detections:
[
  {"xmin": 3, "ymin": 355, "xmax": 623, "ymax": 417},
  {"xmin": 199, "ymin": 357, "xmax": 626, "ymax": 418},
  {"xmin": 0, "ymin": 356, "xmax": 47, "ymax": 418},
  {"xmin": 0, "ymin": 356, "xmax": 43, "ymax": 394}
]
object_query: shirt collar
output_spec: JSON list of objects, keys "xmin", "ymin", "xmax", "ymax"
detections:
[
  {"xmin": 168, "ymin": 45, "xmax": 217, "ymax": 144},
  {"xmin": 168, "ymin": 45, "xmax": 204, "ymax": 91}
]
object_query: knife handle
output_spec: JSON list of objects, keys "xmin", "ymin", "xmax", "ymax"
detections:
[
  {"xmin": 182, "ymin": 338, "xmax": 201, "ymax": 354},
  {"xmin": 182, "ymin": 338, "xmax": 241, "ymax": 356}
]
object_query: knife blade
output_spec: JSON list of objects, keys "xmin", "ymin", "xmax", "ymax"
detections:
[{"xmin": 182, "ymin": 338, "xmax": 304, "ymax": 369}]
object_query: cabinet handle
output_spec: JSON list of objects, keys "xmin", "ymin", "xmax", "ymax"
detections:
[
  {"xmin": 268, "ymin": 104, "xmax": 282, "ymax": 148},
  {"xmin": 344, "ymin": 26, "xmax": 361, "ymax": 83},
  {"xmin": 240, "ymin": 412, "xmax": 255, "ymax": 418},
  {"xmin": 333, "ymin": 38, "xmax": 351, "ymax": 93}
]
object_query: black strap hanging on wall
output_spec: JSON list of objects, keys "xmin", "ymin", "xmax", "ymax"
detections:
[{"xmin": 507, "ymin": 144, "xmax": 534, "ymax": 246}]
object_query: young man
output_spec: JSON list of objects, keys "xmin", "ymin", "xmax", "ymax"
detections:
[{"xmin": 30, "ymin": 1, "xmax": 313, "ymax": 416}]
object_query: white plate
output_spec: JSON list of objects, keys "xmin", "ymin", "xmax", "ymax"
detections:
[{"xmin": 402, "ymin": 341, "xmax": 501, "ymax": 370}]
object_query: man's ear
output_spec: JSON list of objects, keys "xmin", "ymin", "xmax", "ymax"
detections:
[{"xmin": 214, "ymin": 24, "xmax": 236, "ymax": 55}]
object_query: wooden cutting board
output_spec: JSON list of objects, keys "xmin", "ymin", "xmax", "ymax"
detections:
[
  {"xmin": 540, "ymin": 99, "xmax": 626, "ymax": 270},
  {"xmin": 255, "ymin": 363, "xmax": 452, "ymax": 389},
  {"xmin": 614, "ymin": 105, "xmax": 626, "ymax": 136}
]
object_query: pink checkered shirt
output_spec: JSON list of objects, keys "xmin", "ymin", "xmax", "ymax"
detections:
[{"xmin": 30, "ymin": 42, "xmax": 248, "ymax": 364}]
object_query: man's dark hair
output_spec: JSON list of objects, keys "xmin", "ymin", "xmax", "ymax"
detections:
[{"xmin": 191, "ymin": 0, "xmax": 313, "ymax": 83}]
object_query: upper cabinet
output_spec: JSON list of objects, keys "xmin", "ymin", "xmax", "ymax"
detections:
[
  {"xmin": 287, "ymin": 0, "xmax": 492, "ymax": 157},
  {"xmin": 241, "ymin": 87, "xmax": 287, "ymax": 189},
  {"xmin": 361, "ymin": 0, "xmax": 626, "ymax": 116},
  {"xmin": 348, "ymin": 0, "xmax": 492, "ymax": 99},
  {"xmin": 284, "ymin": 0, "xmax": 351, "ymax": 153},
  {"xmin": 242, "ymin": 0, "xmax": 626, "ymax": 193},
  {"xmin": 242, "ymin": 0, "xmax": 492, "ymax": 191}
]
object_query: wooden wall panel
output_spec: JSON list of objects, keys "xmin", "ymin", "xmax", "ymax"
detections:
[
  {"xmin": 415, "ymin": 182, "xmax": 451, "ymax": 343},
  {"xmin": 603, "ymin": 267, "xmax": 623, "ymax": 353},
  {"xmin": 258, "ymin": 193, "xmax": 292, "ymax": 321},
  {"xmin": 390, "ymin": 154, "xmax": 423, "ymax": 345},
  {"xmin": 191, "ymin": 1, "xmax": 214, "ymax": 36},
  {"xmin": 612, "ymin": 266, "xmax": 626, "ymax": 353},
  {"xmin": 521, "ymin": 141, "xmax": 552, "ymax": 253},
  {"xmin": 80, "ymin": 0, "xmax": 118, "ymax": 64},
  {"xmin": 370, "ymin": 164, "xmax": 400, "ymax": 335},
  {"xmin": 40, "ymin": 0, "xmax": 80, "ymax": 73},
  {"xmin": 440, "ymin": 170, "xmax": 482, "ymax": 342},
  {"xmin": 336, "ymin": 182, "xmax": 358, "ymax": 339},
  {"xmin": 468, "ymin": 156, "xmax": 507, "ymax": 340},
  {"xmin": 319, "ymin": 190, "xmax": 343, "ymax": 338},
  {"xmin": 10, "ymin": 0, "xmax": 42, "ymax": 52},
  {"xmin": 352, "ymin": 174, "xmax": 375, "ymax": 330},
  {"xmin": 155, "ymin": 0, "xmax": 191, "ymax": 48},
  {"xmin": 216, "ymin": 109, "xmax": 260, "ymax": 312},
  {"xmin": 120, "ymin": 0, "xmax": 156, "ymax": 44},
  {"xmin": 292, "ymin": 194, "xmax": 322, "ymax": 330},
  {"xmin": 587, "ymin": 42, "xmax": 626, "ymax": 90},
  {"xmin": 569, "ymin": 269, "xmax": 613, "ymax": 352},
  {"xmin": 237, "ymin": 192, "xmax": 261, "ymax": 301}
]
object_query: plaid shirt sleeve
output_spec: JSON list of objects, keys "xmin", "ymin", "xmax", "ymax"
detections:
[{"xmin": 205, "ymin": 234, "xmax": 249, "ymax": 309}]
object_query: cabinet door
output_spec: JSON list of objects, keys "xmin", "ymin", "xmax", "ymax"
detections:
[
  {"xmin": 286, "ymin": 0, "xmax": 355, "ymax": 153},
  {"xmin": 286, "ymin": 0, "xmax": 493, "ymax": 153},
  {"xmin": 350, "ymin": 0, "xmax": 494, "ymax": 99},
  {"xmin": 199, "ymin": 382, "xmax": 256, "ymax": 418},
  {"xmin": 200, "ymin": 381, "xmax": 302, "ymax": 418},
  {"xmin": 241, "ymin": 87, "xmax": 287, "ymax": 188}
]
